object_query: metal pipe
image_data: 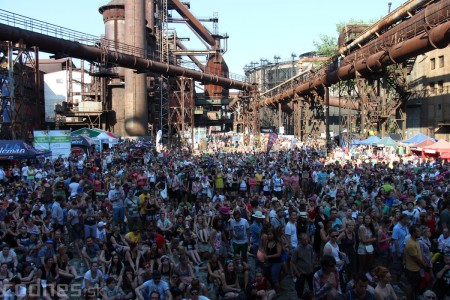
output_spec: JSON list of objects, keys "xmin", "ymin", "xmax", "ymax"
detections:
[
  {"xmin": 338, "ymin": 0, "xmax": 431, "ymax": 55},
  {"xmin": 175, "ymin": 40, "xmax": 205, "ymax": 71},
  {"xmin": 0, "ymin": 23, "xmax": 253, "ymax": 91},
  {"xmin": 261, "ymin": 7, "xmax": 450, "ymax": 107}
]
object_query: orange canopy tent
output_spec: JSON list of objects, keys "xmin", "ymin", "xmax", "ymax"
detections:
[
  {"xmin": 410, "ymin": 139, "xmax": 436, "ymax": 151},
  {"xmin": 422, "ymin": 139, "xmax": 450, "ymax": 154},
  {"xmin": 440, "ymin": 152, "xmax": 450, "ymax": 159}
]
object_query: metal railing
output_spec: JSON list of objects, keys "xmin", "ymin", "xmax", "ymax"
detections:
[{"xmin": 0, "ymin": 9, "xmax": 248, "ymax": 82}]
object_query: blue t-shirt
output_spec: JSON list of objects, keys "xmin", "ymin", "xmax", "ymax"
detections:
[
  {"xmin": 384, "ymin": 196, "xmax": 395, "ymax": 207},
  {"xmin": 391, "ymin": 223, "xmax": 408, "ymax": 254},
  {"xmin": 142, "ymin": 279, "xmax": 169, "ymax": 300}
]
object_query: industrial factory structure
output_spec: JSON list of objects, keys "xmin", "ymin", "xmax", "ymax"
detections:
[
  {"xmin": 1, "ymin": 0, "xmax": 450, "ymax": 147},
  {"xmin": 0, "ymin": 0, "xmax": 242, "ymax": 145}
]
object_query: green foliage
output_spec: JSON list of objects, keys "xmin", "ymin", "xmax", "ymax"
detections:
[
  {"xmin": 313, "ymin": 18, "xmax": 379, "ymax": 57},
  {"xmin": 312, "ymin": 35, "xmax": 338, "ymax": 57}
]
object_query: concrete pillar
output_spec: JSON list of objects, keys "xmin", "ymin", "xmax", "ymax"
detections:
[{"xmin": 124, "ymin": 0, "xmax": 148, "ymax": 136}]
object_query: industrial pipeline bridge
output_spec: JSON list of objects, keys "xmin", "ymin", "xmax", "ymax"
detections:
[
  {"xmin": 230, "ymin": 0, "xmax": 450, "ymax": 144},
  {"xmin": 0, "ymin": 0, "xmax": 450, "ymax": 143}
]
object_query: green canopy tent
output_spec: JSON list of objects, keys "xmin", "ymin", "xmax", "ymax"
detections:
[
  {"xmin": 375, "ymin": 136, "xmax": 398, "ymax": 147},
  {"xmin": 71, "ymin": 128, "xmax": 120, "ymax": 139}
]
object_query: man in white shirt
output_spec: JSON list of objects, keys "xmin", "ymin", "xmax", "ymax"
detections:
[
  {"xmin": 21, "ymin": 163, "xmax": 28, "ymax": 181},
  {"xmin": 68, "ymin": 178, "xmax": 80, "ymax": 198},
  {"xmin": 230, "ymin": 210, "xmax": 250, "ymax": 262},
  {"xmin": 285, "ymin": 210, "xmax": 298, "ymax": 250},
  {"xmin": 272, "ymin": 171, "xmax": 284, "ymax": 199}
]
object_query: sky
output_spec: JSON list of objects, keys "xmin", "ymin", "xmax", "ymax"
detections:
[{"xmin": 0, "ymin": 0, "xmax": 405, "ymax": 76}]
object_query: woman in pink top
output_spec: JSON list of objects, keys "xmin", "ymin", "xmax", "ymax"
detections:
[
  {"xmin": 377, "ymin": 220, "xmax": 392, "ymax": 267},
  {"xmin": 290, "ymin": 172, "xmax": 300, "ymax": 199}
]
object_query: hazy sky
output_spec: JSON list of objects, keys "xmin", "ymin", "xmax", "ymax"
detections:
[{"xmin": 0, "ymin": 0, "xmax": 405, "ymax": 75}]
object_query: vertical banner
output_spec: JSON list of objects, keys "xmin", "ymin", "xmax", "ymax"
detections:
[
  {"xmin": 266, "ymin": 132, "xmax": 278, "ymax": 153},
  {"xmin": 34, "ymin": 130, "xmax": 71, "ymax": 160},
  {"xmin": 156, "ymin": 129, "xmax": 162, "ymax": 153}
]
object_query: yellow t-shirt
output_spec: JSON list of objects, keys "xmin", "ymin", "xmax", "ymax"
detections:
[
  {"xmin": 255, "ymin": 173, "xmax": 263, "ymax": 183},
  {"xmin": 139, "ymin": 193, "xmax": 150, "ymax": 215},
  {"xmin": 405, "ymin": 238, "xmax": 422, "ymax": 272},
  {"xmin": 125, "ymin": 232, "xmax": 141, "ymax": 244}
]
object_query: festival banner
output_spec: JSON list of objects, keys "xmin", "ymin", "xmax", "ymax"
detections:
[
  {"xmin": 266, "ymin": 132, "xmax": 278, "ymax": 153},
  {"xmin": 34, "ymin": 130, "xmax": 72, "ymax": 160}
]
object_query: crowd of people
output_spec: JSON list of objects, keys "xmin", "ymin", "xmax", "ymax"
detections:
[{"xmin": 0, "ymin": 137, "xmax": 448, "ymax": 300}]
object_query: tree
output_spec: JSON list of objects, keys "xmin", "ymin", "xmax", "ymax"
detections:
[
  {"xmin": 312, "ymin": 35, "xmax": 338, "ymax": 57},
  {"xmin": 312, "ymin": 18, "xmax": 379, "ymax": 57}
]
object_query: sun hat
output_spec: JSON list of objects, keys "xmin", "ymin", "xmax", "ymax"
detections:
[{"xmin": 252, "ymin": 210, "xmax": 265, "ymax": 219}]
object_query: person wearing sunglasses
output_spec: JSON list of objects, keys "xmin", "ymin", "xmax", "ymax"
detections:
[{"xmin": 323, "ymin": 229, "xmax": 346, "ymax": 273}]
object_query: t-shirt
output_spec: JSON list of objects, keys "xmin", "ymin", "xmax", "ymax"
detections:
[
  {"xmin": 285, "ymin": 221, "xmax": 298, "ymax": 248},
  {"xmin": 405, "ymin": 238, "xmax": 422, "ymax": 272},
  {"xmin": 82, "ymin": 269, "xmax": 104, "ymax": 289},
  {"xmin": 230, "ymin": 218, "xmax": 250, "ymax": 245},
  {"xmin": 391, "ymin": 223, "xmax": 408, "ymax": 254},
  {"xmin": 125, "ymin": 232, "xmax": 141, "ymax": 244},
  {"xmin": 142, "ymin": 279, "xmax": 170, "ymax": 300}
]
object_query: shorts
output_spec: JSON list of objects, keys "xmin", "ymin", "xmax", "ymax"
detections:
[{"xmin": 357, "ymin": 244, "xmax": 373, "ymax": 255}]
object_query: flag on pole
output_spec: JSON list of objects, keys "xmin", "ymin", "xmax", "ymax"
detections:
[{"xmin": 266, "ymin": 132, "xmax": 278, "ymax": 153}]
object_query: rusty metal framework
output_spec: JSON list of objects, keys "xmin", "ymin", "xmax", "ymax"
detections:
[
  {"xmin": 232, "ymin": 91, "xmax": 259, "ymax": 145},
  {"xmin": 229, "ymin": 0, "xmax": 450, "ymax": 142},
  {"xmin": 0, "ymin": 41, "xmax": 40, "ymax": 140},
  {"xmin": 169, "ymin": 76, "xmax": 194, "ymax": 149}
]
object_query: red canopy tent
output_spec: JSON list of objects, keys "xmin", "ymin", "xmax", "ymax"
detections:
[
  {"xmin": 410, "ymin": 139, "xmax": 436, "ymax": 151},
  {"xmin": 422, "ymin": 139, "xmax": 450, "ymax": 154},
  {"xmin": 441, "ymin": 152, "xmax": 450, "ymax": 159}
]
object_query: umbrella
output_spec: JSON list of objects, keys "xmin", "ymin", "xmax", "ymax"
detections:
[
  {"xmin": 94, "ymin": 132, "xmax": 119, "ymax": 144},
  {"xmin": 0, "ymin": 140, "xmax": 51, "ymax": 160},
  {"xmin": 72, "ymin": 128, "xmax": 120, "ymax": 139},
  {"xmin": 71, "ymin": 135, "xmax": 98, "ymax": 147}
]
